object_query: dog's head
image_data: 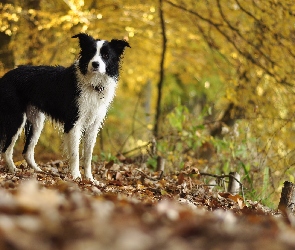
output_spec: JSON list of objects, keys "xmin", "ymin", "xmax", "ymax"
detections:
[{"xmin": 72, "ymin": 33, "xmax": 130, "ymax": 77}]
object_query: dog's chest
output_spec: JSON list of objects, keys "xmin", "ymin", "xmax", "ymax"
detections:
[{"xmin": 77, "ymin": 80, "xmax": 116, "ymax": 128}]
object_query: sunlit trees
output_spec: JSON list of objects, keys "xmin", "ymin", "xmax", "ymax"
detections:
[{"xmin": 1, "ymin": 0, "xmax": 295, "ymax": 201}]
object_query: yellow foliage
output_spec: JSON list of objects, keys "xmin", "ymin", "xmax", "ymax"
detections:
[{"xmin": 1, "ymin": 0, "xmax": 295, "ymax": 201}]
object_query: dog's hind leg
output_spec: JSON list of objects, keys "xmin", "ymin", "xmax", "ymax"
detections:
[
  {"xmin": 23, "ymin": 106, "xmax": 45, "ymax": 172},
  {"xmin": 3, "ymin": 114, "xmax": 26, "ymax": 173}
]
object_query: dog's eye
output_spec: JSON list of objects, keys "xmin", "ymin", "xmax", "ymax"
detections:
[{"xmin": 102, "ymin": 53, "xmax": 109, "ymax": 60}]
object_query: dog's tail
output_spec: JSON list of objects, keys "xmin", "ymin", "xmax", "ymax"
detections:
[
  {"xmin": 0, "ymin": 97, "xmax": 7, "ymax": 152},
  {"xmin": 0, "ymin": 130, "xmax": 5, "ymax": 153},
  {"xmin": 0, "ymin": 76, "xmax": 26, "ymax": 154},
  {"xmin": 0, "ymin": 78, "xmax": 8, "ymax": 153},
  {"xmin": 0, "ymin": 114, "xmax": 27, "ymax": 153},
  {"xmin": 0, "ymin": 118, "xmax": 8, "ymax": 153}
]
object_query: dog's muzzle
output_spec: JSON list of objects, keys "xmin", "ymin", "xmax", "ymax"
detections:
[{"xmin": 92, "ymin": 61, "xmax": 99, "ymax": 71}]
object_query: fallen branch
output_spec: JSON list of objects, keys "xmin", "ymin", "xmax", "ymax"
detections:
[
  {"xmin": 135, "ymin": 168, "xmax": 163, "ymax": 181},
  {"xmin": 199, "ymin": 172, "xmax": 245, "ymax": 201}
]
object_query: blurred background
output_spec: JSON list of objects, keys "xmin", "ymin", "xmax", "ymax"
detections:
[{"xmin": 1, "ymin": 0, "xmax": 295, "ymax": 205}]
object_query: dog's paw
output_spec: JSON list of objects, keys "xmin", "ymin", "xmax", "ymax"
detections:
[
  {"xmin": 84, "ymin": 174, "xmax": 94, "ymax": 182},
  {"xmin": 86, "ymin": 178, "xmax": 100, "ymax": 186},
  {"xmin": 92, "ymin": 179, "xmax": 101, "ymax": 186},
  {"xmin": 32, "ymin": 166, "xmax": 43, "ymax": 173},
  {"xmin": 84, "ymin": 176, "xmax": 102, "ymax": 186},
  {"xmin": 6, "ymin": 162, "xmax": 19, "ymax": 174},
  {"xmin": 8, "ymin": 166, "xmax": 17, "ymax": 174},
  {"xmin": 71, "ymin": 172, "xmax": 82, "ymax": 180}
]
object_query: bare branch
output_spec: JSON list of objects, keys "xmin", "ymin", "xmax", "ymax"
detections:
[
  {"xmin": 165, "ymin": 0, "xmax": 294, "ymax": 87},
  {"xmin": 199, "ymin": 172, "xmax": 246, "ymax": 201},
  {"xmin": 216, "ymin": 0, "xmax": 275, "ymax": 66}
]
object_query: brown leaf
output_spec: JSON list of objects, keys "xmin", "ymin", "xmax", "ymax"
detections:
[
  {"xmin": 115, "ymin": 171, "xmax": 123, "ymax": 181},
  {"xmin": 219, "ymin": 193, "xmax": 245, "ymax": 209},
  {"xmin": 105, "ymin": 160, "xmax": 114, "ymax": 169},
  {"xmin": 108, "ymin": 180, "xmax": 122, "ymax": 186},
  {"xmin": 116, "ymin": 153, "xmax": 126, "ymax": 162},
  {"xmin": 177, "ymin": 173, "xmax": 185, "ymax": 185}
]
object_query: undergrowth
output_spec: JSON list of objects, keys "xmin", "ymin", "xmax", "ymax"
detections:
[
  {"xmin": 151, "ymin": 104, "xmax": 284, "ymax": 208},
  {"xmin": 92, "ymin": 103, "xmax": 292, "ymax": 208}
]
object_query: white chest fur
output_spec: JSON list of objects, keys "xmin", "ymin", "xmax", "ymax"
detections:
[{"xmin": 76, "ymin": 74, "xmax": 117, "ymax": 130}]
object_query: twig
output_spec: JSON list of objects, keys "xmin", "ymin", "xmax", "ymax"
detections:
[
  {"xmin": 135, "ymin": 168, "xmax": 163, "ymax": 181},
  {"xmin": 199, "ymin": 172, "xmax": 246, "ymax": 201},
  {"xmin": 122, "ymin": 141, "xmax": 152, "ymax": 156},
  {"xmin": 165, "ymin": 0, "xmax": 294, "ymax": 87}
]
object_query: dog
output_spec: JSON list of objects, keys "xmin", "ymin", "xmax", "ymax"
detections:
[{"xmin": 0, "ymin": 33, "xmax": 130, "ymax": 181}]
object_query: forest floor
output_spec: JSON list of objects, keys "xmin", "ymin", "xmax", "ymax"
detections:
[{"xmin": 0, "ymin": 158, "xmax": 295, "ymax": 250}]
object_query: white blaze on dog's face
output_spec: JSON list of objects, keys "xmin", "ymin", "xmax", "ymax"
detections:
[
  {"xmin": 72, "ymin": 33, "xmax": 130, "ymax": 80},
  {"xmin": 88, "ymin": 40, "xmax": 106, "ymax": 74}
]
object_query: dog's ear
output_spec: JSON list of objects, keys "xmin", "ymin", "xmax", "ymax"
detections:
[
  {"xmin": 72, "ymin": 33, "xmax": 95, "ymax": 49},
  {"xmin": 110, "ymin": 39, "xmax": 131, "ymax": 57}
]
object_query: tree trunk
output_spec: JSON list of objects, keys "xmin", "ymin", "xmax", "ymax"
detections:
[
  {"xmin": 227, "ymin": 172, "xmax": 240, "ymax": 195},
  {"xmin": 278, "ymin": 181, "xmax": 295, "ymax": 214},
  {"xmin": 24, "ymin": 0, "xmax": 41, "ymax": 64},
  {"xmin": 0, "ymin": 33, "xmax": 14, "ymax": 71},
  {"xmin": 153, "ymin": 0, "xmax": 167, "ymax": 138},
  {"xmin": 0, "ymin": 0, "xmax": 15, "ymax": 71}
]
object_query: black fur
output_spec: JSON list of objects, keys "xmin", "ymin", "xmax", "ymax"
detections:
[
  {"xmin": 23, "ymin": 120, "xmax": 33, "ymax": 154},
  {"xmin": 72, "ymin": 34, "xmax": 130, "ymax": 77},
  {"xmin": 0, "ymin": 33, "xmax": 130, "ymax": 161},
  {"xmin": 0, "ymin": 64, "xmax": 79, "ymax": 153}
]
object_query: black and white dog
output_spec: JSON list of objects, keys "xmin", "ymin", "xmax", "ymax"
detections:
[{"xmin": 0, "ymin": 33, "xmax": 130, "ymax": 181}]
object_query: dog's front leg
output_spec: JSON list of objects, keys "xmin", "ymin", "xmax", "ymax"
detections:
[
  {"xmin": 64, "ymin": 125, "xmax": 82, "ymax": 179},
  {"xmin": 83, "ymin": 120, "xmax": 101, "ymax": 181}
]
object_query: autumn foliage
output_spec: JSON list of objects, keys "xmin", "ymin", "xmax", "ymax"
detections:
[
  {"xmin": 1, "ymin": 0, "xmax": 295, "ymax": 232},
  {"xmin": 0, "ymin": 160, "xmax": 293, "ymax": 249}
]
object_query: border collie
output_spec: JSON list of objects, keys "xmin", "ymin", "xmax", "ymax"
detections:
[{"xmin": 0, "ymin": 33, "xmax": 130, "ymax": 181}]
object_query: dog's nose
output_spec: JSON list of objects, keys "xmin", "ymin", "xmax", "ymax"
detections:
[{"xmin": 92, "ymin": 61, "xmax": 99, "ymax": 69}]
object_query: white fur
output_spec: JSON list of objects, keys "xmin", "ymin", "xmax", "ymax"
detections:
[
  {"xmin": 4, "ymin": 106, "xmax": 45, "ymax": 173},
  {"xmin": 4, "ymin": 115, "xmax": 26, "ymax": 173},
  {"xmin": 24, "ymin": 106, "xmax": 45, "ymax": 172},
  {"xmin": 88, "ymin": 40, "xmax": 106, "ymax": 74},
  {"xmin": 2, "ymin": 39, "xmax": 119, "ymax": 181},
  {"xmin": 64, "ymin": 47, "xmax": 117, "ymax": 180}
]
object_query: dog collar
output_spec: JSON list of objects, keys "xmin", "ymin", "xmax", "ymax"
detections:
[{"xmin": 93, "ymin": 85, "xmax": 104, "ymax": 93}]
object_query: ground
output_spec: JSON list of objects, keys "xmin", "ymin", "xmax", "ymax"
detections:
[{"xmin": 0, "ymin": 158, "xmax": 295, "ymax": 250}]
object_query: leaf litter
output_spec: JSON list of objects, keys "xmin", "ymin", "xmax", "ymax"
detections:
[{"xmin": 0, "ymin": 159, "xmax": 294, "ymax": 249}]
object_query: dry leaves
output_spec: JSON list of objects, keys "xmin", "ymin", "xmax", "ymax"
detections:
[{"xmin": 0, "ymin": 160, "xmax": 294, "ymax": 249}]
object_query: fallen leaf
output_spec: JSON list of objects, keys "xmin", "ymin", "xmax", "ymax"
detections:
[
  {"xmin": 177, "ymin": 173, "xmax": 185, "ymax": 185},
  {"xmin": 105, "ymin": 160, "xmax": 114, "ymax": 169}
]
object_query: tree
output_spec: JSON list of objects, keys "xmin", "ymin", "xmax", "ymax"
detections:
[
  {"xmin": 0, "ymin": 0, "xmax": 15, "ymax": 71},
  {"xmin": 153, "ymin": 0, "xmax": 167, "ymax": 138},
  {"xmin": 1, "ymin": 0, "xmax": 295, "ymax": 200}
]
